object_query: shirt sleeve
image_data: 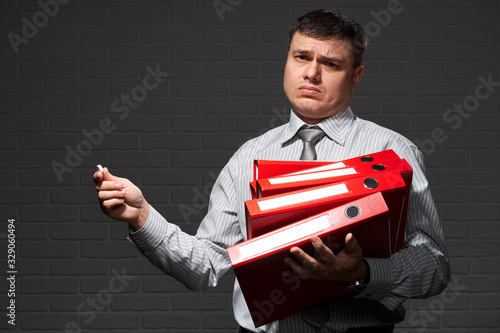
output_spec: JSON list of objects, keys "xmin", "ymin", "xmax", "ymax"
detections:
[
  {"xmin": 128, "ymin": 155, "xmax": 243, "ymax": 292},
  {"xmin": 356, "ymin": 146, "xmax": 451, "ymax": 310}
]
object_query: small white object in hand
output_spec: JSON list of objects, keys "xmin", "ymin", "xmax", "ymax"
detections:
[{"xmin": 97, "ymin": 164, "xmax": 104, "ymax": 172}]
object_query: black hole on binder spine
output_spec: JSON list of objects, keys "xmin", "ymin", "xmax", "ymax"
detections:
[
  {"xmin": 364, "ymin": 178, "xmax": 379, "ymax": 189},
  {"xmin": 372, "ymin": 164, "xmax": 386, "ymax": 171},
  {"xmin": 360, "ymin": 156, "xmax": 374, "ymax": 163},
  {"xmin": 346, "ymin": 206, "xmax": 360, "ymax": 219}
]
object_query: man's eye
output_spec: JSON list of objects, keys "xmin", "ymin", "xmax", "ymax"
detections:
[
  {"xmin": 326, "ymin": 62, "xmax": 336, "ymax": 68},
  {"xmin": 296, "ymin": 55, "xmax": 307, "ymax": 61}
]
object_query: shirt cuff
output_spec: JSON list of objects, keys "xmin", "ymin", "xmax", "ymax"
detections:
[
  {"xmin": 127, "ymin": 206, "xmax": 167, "ymax": 253},
  {"xmin": 354, "ymin": 257, "xmax": 392, "ymax": 300}
]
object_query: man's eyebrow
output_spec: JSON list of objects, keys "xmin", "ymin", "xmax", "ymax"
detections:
[{"xmin": 291, "ymin": 49, "xmax": 346, "ymax": 63}]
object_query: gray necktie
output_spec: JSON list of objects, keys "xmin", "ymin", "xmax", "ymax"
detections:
[
  {"xmin": 298, "ymin": 127, "xmax": 325, "ymax": 160},
  {"xmin": 297, "ymin": 126, "xmax": 330, "ymax": 328}
]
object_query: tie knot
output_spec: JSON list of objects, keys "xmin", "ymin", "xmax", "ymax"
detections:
[
  {"xmin": 298, "ymin": 127, "xmax": 325, "ymax": 145},
  {"xmin": 298, "ymin": 126, "xmax": 325, "ymax": 160}
]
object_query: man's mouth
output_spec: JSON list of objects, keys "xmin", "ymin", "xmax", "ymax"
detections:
[{"xmin": 298, "ymin": 85, "xmax": 321, "ymax": 96}]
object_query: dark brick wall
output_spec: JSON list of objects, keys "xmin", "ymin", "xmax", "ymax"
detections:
[{"xmin": 0, "ymin": 0, "xmax": 499, "ymax": 332}]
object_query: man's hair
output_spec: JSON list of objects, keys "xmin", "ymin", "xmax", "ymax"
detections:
[{"xmin": 288, "ymin": 9, "xmax": 367, "ymax": 67}]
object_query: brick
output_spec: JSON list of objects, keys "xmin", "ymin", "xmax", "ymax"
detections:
[
  {"xmin": 447, "ymin": 240, "xmax": 499, "ymax": 257},
  {"xmin": 142, "ymin": 134, "xmax": 199, "ymax": 150},
  {"xmin": 230, "ymin": 8, "xmax": 290, "ymax": 25},
  {"xmin": 140, "ymin": 167, "xmax": 200, "ymax": 186},
  {"xmin": 20, "ymin": 205, "xmax": 78, "ymax": 222},
  {"xmin": 81, "ymin": 26, "xmax": 139, "ymax": 43},
  {"xmin": 80, "ymin": 275, "xmax": 140, "ymax": 293},
  {"xmin": 20, "ymin": 62, "xmax": 77, "ymax": 79},
  {"xmin": 442, "ymin": 0, "xmax": 499, "ymax": 7},
  {"xmin": 20, "ymin": 313, "xmax": 79, "ymax": 330},
  {"xmin": 111, "ymin": 294, "xmax": 170, "ymax": 311},
  {"xmin": 441, "ymin": 310, "xmax": 499, "ymax": 328},
  {"xmin": 109, "ymin": 259, "xmax": 166, "ymax": 276},
  {"xmin": 449, "ymin": 258, "xmax": 470, "ymax": 274},
  {"xmin": 171, "ymin": 45, "xmax": 228, "ymax": 61},
  {"xmin": 201, "ymin": 311, "xmax": 238, "ymax": 329},
  {"xmin": 231, "ymin": 80, "xmax": 285, "ymax": 97},
  {"xmin": 50, "ymin": 259, "xmax": 109, "ymax": 275},
  {"xmin": 80, "ymin": 242, "xmax": 139, "ymax": 259},
  {"xmin": 472, "ymin": 115, "xmax": 500, "ymax": 131},
  {"xmin": 441, "ymin": 168, "xmax": 498, "ymax": 185},
  {"xmin": 442, "ymin": 27, "xmax": 498, "ymax": 43},
  {"xmin": 50, "ymin": 45, "xmax": 107, "ymax": 61},
  {"xmin": 17, "ymin": 295, "xmax": 49, "ymax": 311},
  {"xmin": 356, "ymin": 80, "xmax": 409, "ymax": 97},
  {"xmin": 80, "ymin": 0, "xmax": 140, "ymax": 6},
  {"xmin": 49, "ymin": 7, "xmax": 109, "ymax": 25},
  {"xmin": 142, "ymin": 311, "xmax": 200, "ymax": 329},
  {"xmin": 81, "ymin": 97, "xmax": 133, "ymax": 115},
  {"xmin": 172, "ymin": 115, "xmax": 228, "ymax": 132},
  {"xmin": 470, "ymin": 150, "xmax": 500, "ymax": 167},
  {"xmin": 20, "ymin": 134, "xmax": 79, "ymax": 149},
  {"xmin": 20, "ymin": 98, "xmax": 78, "ymax": 115},
  {"xmin": 111, "ymin": 152, "xmax": 169, "ymax": 168},
  {"xmin": 410, "ymin": 9, "xmax": 468, "ymax": 25},
  {"xmin": 0, "ymin": 44, "xmax": 48, "ymax": 61},
  {"xmin": 412, "ymin": 44, "xmax": 469, "ymax": 61},
  {"xmin": 16, "ymin": 222, "xmax": 47, "ymax": 240},
  {"xmin": 202, "ymin": 27, "xmax": 259, "ymax": 43},
  {"xmin": 201, "ymin": 62, "xmax": 259, "ymax": 79},
  {"xmin": 20, "ymin": 277, "xmax": 78, "ymax": 294},
  {"xmin": 172, "ymin": 80, "xmax": 229, "ymax": 97},
  {"xmin": 141, "ymin": 26, "xmax": 199, "ymax": 43},
  {"xmin": 21, "ymin": 241, "xmax": 78, "ymax": 258},
  {"xmin": 110, "ymin": 45, "xmax": 170, "ymax": 61},
  {"xmin": 382, "ymin": 27, "xmax": 439, "ymax": 43},
  {"xmin": 0, "ymin": 116, "xmax": 47, "ymax": 132},
  {"xmin": 0, "ymin": 134, "xmax": 18, "ymax": 150},
  {"xmin": 441, "ymin": 203, "xmax": 499, "ymax": 221},
  {"xmin": 470, "ymin": 9, "xmax": 500, "ymax": 25},
  {"xmin": 381, "ymin": 97, "xmax": 439, "ymax": 114},
  {"xmin": 432, "ymin": 186, "xmax": 469, "ymax": 203},
  {"xmin": 202, "ymin": 133, "xmax": 254, "ymax": 150},
  {"xmin": 111, "ymin": 8, "xmax": 170, "ymax": 25},
  {"xmin": 171, "ymin": 293, "xmax": 229, "ymax": 310},
  {"xmin": 0, "ymin": 170, "xmax": 18, "ymax": 186},
  {"xmin": 50, "ymin": 223, "xmax": 109, "ymax": 240},
  {"xmin": 471, "ymin": 258, "xmax": 500, "ymax": 274},
  {"xmin": 0, "ymin": 187, "xmax": 47, "ymax": 204},
  {"xmin": 50, "ymin": 295, "xmax": 94, "ymax": 311},
  {"xmin": 171, "ymin": 151, "xmax": 229, "ymax": 169},
  {"xmin": 261, "ymin": 61, "xmax": 287, "ymax": 79},
  {"xmin": 202, "ymin": 98, "xmax": 259, "ymax": 114},
  {"xmin": 0, "ymin": 98, "xmax": 18, "ymax": 115},
  {"xmin": 81, "ymin": 63, "xmax": 139, "ymax": 79},
  {"xmin": 171, "ymin": 8, "xmax": 229, "ymax": 25},
  {"xmin": 141, "ymin": 62, "xmax": 198, "ymax": 79},
  {"xmin": 34, "ymin": 27, "xmax": 78, "ymax": 43},
  {"xmin": 232, "ymin": 115, "xmax": 280, "ymax": 132},
  {"xmin": 0, "ymin": 81, "xmax": 47, "ymax": 96},
  {"xmin": 261, "ymin": 26, "xmax": 291, "ymax": 43},
  {"xmin": 381, "ymin": 62, "xmax": 439, "ymax": 79},
  {"xmin": 0, "ymin": 152, "xmax": 47, "ymax": 168},
  {"xmin": 365, "ymin": 44, "xmax": 410, "ymax": 61},
  {"xmin": 50, "ymin": 80, "xmax": 108, "ymax": 97},
  {"xmin": 81, "ymin": 313, "xmax": 141, "ymax": 330},
  {"xmin": 471, "ymin": 222, "xmax": 500, "ymax": 239},
  {"xmin": 231, "ymin": 44, "xmax": 287, "ymax": 61},
  {"xmin": 50, "ymin": 187, "xmax": 98, "ymax": 204},
  {"xmin": 441, "ymin": 62, "xmax": 498, "ymax": 79},
  {"xmin": 471, "ymin": 293, "xmax": 500, "ymax": 310},
  {"xmin": 411, "ymin": 80, "xmax": 469, "ymax": 97},
  {"xmin": 142, "ymin": 98, "xmax": 199, "ymax": 114},
  {"xmin": 0, "ymin": 63, "xmax": 18, "ymax": 79}
]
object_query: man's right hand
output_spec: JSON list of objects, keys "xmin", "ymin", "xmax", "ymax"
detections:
[{"xmin": 93, "ymin": 167, "xmax": 150, "ymax": 231}]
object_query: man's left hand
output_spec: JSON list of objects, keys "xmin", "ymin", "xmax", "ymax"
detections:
[{"xmin": 283, "ymin": 233, "xmax": 365, "ymax": 283}]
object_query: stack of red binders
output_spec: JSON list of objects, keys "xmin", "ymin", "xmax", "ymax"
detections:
[{"xmin": 227, "ymin": 150, "xmax": 413, "ymax": 327}]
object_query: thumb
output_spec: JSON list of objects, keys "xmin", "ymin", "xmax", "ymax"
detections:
[
  {"xmin": 345, "ymin": 233, "xmax": 361, "ymax": 254},
  {"xmin": 102, "ymin": 167, "xmax": 118, "ymax": 182}
]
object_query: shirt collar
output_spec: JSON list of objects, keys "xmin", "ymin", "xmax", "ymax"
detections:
[{"xmin": 280, "ymin": 107, "xmax": 355, "ymax": 146}]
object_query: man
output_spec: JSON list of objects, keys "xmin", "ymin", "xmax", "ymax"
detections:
[{"xmin": 94, "ymin": 9, "xmax": 450, "ymax": 333}]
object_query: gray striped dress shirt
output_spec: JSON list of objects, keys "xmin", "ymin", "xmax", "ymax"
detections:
[{"xmin": 129, "ymin": 107, "xmax": 450, "ymax": 333}]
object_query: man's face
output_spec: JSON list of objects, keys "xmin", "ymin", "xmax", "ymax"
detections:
[{"xmin": 283, "ymin": 32, "xmax": 364, "ymax": 124}]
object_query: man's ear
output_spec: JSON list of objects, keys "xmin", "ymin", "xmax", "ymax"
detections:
[{"xmin": 353, "ymin": 66, "xmax": 364, "ymax": 89}]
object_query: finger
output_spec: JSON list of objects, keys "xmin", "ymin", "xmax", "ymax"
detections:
[
  {"xmin": 98, "ymin": 190, "xmax": 125, "ymax": 202},
  {"xmin": 345, "ymin": 233, "xmax": 362, "ymax": 255},
  {"xmin": 93, "ymin": 170, "xmax": 103, "ymax": 184},
  {"xmin": 101, "ymin": 197, "xmax": 125, "ymax": 210},
  {"xmin": 283, "ymin": 256, "xmax": 313, "ymax": 279},
  {"xmin": 310, "ymin": 236, "xmax": 335, "ymax": 262},
  {"xmin": 290, "ymin": 247, "xmax": 319, "ymax": 273},
  {"xmin": 96, "ymin": 180, "xmax": 123, "ymax": 192}
]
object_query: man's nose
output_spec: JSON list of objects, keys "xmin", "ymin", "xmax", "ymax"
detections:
[{"xmin": 303, "ymin": 61, "xmax": 321, "ymax": 82}]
